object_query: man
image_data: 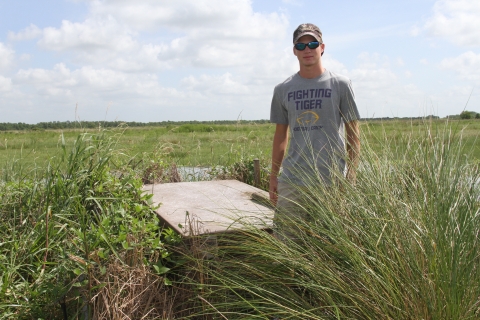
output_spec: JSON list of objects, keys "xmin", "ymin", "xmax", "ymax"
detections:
[{"xmin": 269, "ymin": 23, "xmax": 360, "ymax": 217}]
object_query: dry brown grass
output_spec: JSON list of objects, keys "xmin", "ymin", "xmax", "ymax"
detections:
[
  {"xmin": 88, "ymin": 227, "xmax": 210, "ymax": 319},
  {"xmin": 141, "ymin": 163, "xmax": 182, "ymax": 184},
  {"xmin": 91, "ymin": 261, "xmax": 174, "ymax": 319}
]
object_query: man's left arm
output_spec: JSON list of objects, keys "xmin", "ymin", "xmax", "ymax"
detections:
[{"xmin": 345, "ymin": 120, "xmax": 360, "ymax": 183}]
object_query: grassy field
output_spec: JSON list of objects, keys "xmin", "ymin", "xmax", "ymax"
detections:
[
  {"xmin": 0, "ymin": 122, "xmax": 272, "ymax": 172},
  {"xmin": 0, "ymin": 118, "xmax": 479, "ymax": 319},
  {"xmin": 1, "ymin": 119, "xmax": 479, "ymax": 171}
]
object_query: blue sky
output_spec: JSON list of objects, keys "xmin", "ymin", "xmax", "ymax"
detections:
[{"xmin": 0, "ymin": 0, "xmax": 479, "ymax": 123}]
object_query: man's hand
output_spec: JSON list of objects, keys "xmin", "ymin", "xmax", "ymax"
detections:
[{"xmin": 269, "ymin": 174, "xmax": 278, "ymax": 207}]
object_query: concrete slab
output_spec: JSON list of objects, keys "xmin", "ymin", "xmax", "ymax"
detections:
[{"xmin": 142, "ymin": 180, "xmax": 274, "ymax": 236}]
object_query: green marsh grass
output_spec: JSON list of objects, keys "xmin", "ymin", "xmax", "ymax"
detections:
[
  {"xmin": 1, "ymin": 120, "xmax": 478, "ymax": 173},
  {"xmin": 182, "ymin": 120, "xmax": 480, "ymax": 319},
  {"xmin": 0, "ymin": 122, "xmax": 275, "ymax": 174}
]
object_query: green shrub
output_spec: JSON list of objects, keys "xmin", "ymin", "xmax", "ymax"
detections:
[
  {"xmin": 460, "ymin": 111, "xmax": 474, "ymax": 119},
  {"xmin": 0, "ymin": 130, "xmax": 178, "ymax": 318}
]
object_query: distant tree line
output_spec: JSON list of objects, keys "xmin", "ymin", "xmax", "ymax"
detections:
[
  {"xmin": 1, "ymin": 113, "xmax": 478, "ymax": 132},
  {"xmin": 361, "ymin": 115, "xmax": 440, "ymax": 121},
  {"xmin": 0, "ymin": 120, "xmax": 271, "ymax": 131}
]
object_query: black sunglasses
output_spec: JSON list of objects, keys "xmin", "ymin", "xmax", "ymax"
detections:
[{"xmin": 294, "ymin": 41, "xmax": 320, "ymax": 51}]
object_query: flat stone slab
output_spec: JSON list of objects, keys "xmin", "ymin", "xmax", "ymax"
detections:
[{"xmin": 142, "ymin": 180, "xmax": 274, "ymax": 236}]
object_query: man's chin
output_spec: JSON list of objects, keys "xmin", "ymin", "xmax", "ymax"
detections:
[{"xmin": 302, "ymin": 61, "xmax": 318, "ymax": 67}]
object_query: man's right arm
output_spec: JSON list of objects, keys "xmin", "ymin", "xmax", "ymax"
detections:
[{"xmin": 269, "ymin": 124, "xmax": 289, "ymax": 206}]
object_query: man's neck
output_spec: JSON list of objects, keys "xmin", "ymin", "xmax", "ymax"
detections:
[{"xmin": 298, "ymin": 64, "xmax": 325, "ymax": 79}]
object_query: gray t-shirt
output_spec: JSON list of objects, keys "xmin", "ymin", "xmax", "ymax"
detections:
[{"xmin": 270, "ymin": 69, "xmax": 360, "ymax": 186}]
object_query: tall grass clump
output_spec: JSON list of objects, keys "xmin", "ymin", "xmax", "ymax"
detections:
[
  {"xmin": 0, "ymin": 130, "xmax": 180, "ymax": 319},
  {"xmin": 183, "ymin": 120, "xmax": 480, "ymax": 319}
]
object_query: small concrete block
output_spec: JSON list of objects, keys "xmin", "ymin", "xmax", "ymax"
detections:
[{"xmin": 142, "ymin": 180, "xmax": 274, "ymax": 236}]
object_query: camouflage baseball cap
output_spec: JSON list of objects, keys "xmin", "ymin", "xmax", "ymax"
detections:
[{"xmin": 293, "ymin": 23, "xmax": 323, "ymax": 44}]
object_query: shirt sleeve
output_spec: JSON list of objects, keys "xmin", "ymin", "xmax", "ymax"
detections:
[
  {"xmin": 270, "ymin": 85, "xmax": 289, "ymax": 124},
  {"xmin": 340, "ymin": 79, "xmax": 360, "ymax": 122}
]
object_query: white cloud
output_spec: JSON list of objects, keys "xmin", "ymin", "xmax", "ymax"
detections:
[
  {"xmin": 11, "ymin": 17, "xmax": 154, "ymax": 72},
  {"xmin": 354, "ymin": 52, "xmax": 392, "ymax": 71},
  {"xmin": 410, "ymin": 25, "xmax": 420, "ymax": 37},
  {"xmin": 8, "ymin": 24, "xmax": 42, "ymax": 41},
  {"xmin": 157, "ymin": 38, "xmax": 264, "ymax": 69},
  {"xmin": 282, "ymin": 0, "xmax": 302, "ymax": 5},
  {"xmin": 83, "ymin": 0, "xmax": 289, "ymax": 70},
  {"xmin": 91, "ymin": 0, "xmax": 236, "ymax": 30},
  {"xmin": 440, "ymin": 51, "xmax": 480, "ymax": 82},
  {"xmin": 103, "ymin": 44, "xmax": 168, "ymax": 72},
  {"xmin": 0, "ymin": 76, "xmax": 12, "ymax": 92},
  {"xmin": 352, "ymin": 67, "xmax": 397, "ymax": 92},
  {"xmin": 9, "ymin": 63, "xmax": 193, "ymax": 121},
  {"xmin": 9, "ymin": 1, "xmax": 289, "ymax": 74},
  {"xmin": 328, "ymin": 23, "xmax": 407, "ymax": 50},
  {"xmin": 15, "ymin": 63, "xmax": 157, "ymax": 94},
  {"xmin": 424, "ymin": 0, "xmax": 480, "ymax": 46},
  {"xmin": 8, "ymin": 18, "xmax": 141, "ymax": 69},
  {"xmin": 322, "ymin": 55, "xmax": 349, "ymax": 75},
  {"xmin": 89, "ymin": 0, "xmax": 287, "ymax": 36},
  {"xmin": 38, "ymin": 17, "xmax": 137, "ymax": 52},
  {"xmin": 19, "ymin": 54, "xmax": 31, "ymax": 61},
  {"xmin": 347, "ymin": 53, "xmax": 425, "ymax": 118},
  {"xmin": 0, "ymin": 43, "xmax": 15, "ymax": 70},
  {"xmin": 181, "ymin": 73, "xmax": 249, "ymax": 96}
]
